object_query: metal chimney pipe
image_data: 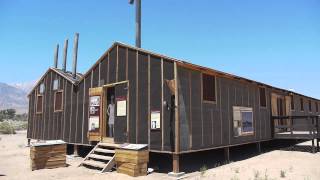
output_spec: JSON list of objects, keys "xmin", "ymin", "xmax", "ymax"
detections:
[
  {"xmin": 62, "ymin": 39, "xmax": 68, "ymax": 72},
  {"xmin": 53, "ymin": 44, "xmax": 59, "ymax": 68},
  {"xmin": 72, "ymin": 33, "xmax": 79, "ymax": 79},
  {"xmin": 136, "ymin": 0, "xmax": 141, "ymax": 48},
  {"xmin": 129, "ymin": 0, "xmax": 141, "ymax": 48}
]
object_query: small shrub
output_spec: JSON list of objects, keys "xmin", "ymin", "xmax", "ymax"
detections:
[
  {"xmin": 200, "ymin": 165, "xmax": 208, "ymax": 176},
  {"xmin": 234, "ymin": 167, "xmax": 240, "ymax": 173},
  {"xmin": 253, "ymin": 170, "xmax": 260, "ymax": 180},
  {"xmin": 231, "ymin": 175, "xmax": 240, "ymax": 180},
  {"xmin": 0, "ymin": 121, "xmax": 16, "ymax": 134},
  {"xmin": 280, "ymin": 170, "xmax": 286, "ymax": 178},
  {"xmin": 263, "ymin": 169, "xmax": 269, "ymax": 180}
]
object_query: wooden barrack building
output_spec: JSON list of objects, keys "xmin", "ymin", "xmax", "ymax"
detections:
[{"xmin": 27, "ymin": 42, "xmax": 320, "ymax": 173}]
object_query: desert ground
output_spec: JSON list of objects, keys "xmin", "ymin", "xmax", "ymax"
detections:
[{"xmin": 0, "ymin": 131, "xmax": 319, "ymax": 180}]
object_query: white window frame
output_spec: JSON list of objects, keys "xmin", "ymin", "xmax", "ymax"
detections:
[{"xmin": 233, "ymin": 106, "xmax": 254, "ymax": 137}]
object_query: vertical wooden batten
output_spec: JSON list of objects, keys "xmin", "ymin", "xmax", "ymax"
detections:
[
  {"xmin": 188, "ymin": 71, "xmax": 192, "ymax": 149},
  {"xmin": 75, "ymin": 87, "xmax": 79, "ymax": 142},
  {"xmin": 116, "ymin": 46, "xmax": 119, "ymax": 82},
  {"xmin": 219, "ymin": 78, "xmax": 223, "ymax": 145},
  {"xmin": 63, "ymin": 79, "xmax": 67, "ymax": 140},
  {"xmin": 81, "ymin": 79, "xmax": 86, "ymax": 143},
  {"xmin": 147, "ymin": 55, "xmax": 151, "ymax": 150},
  {"xmin": 161, "ymin": 58, "xmax": 164, "ymax": 151},
  {"xmin": 107, "ymin": 53, "xmax": 110, "ymax": 84},
  {"xmin": 98, "ymin": 62, "xmax": 101, "ymax": 86},
  {"xmin": 61, "ymin": 78, "xmax": 65, "ymax": 139},
  {"xmin": 125, "ymin": 48, "xmax": 130, "ymax": 142},
  {"xmin": 42, "ymin": 76, "xmax": 47, "ymax": 139},
  {"xmin": 48, "ymin": 72, "xmax": 53, "ymax": 139},
  {"xmin": 200, "ymin": 73, "xmax": 204, "ymax": 147},
  {"xmin": 136, "ymin": 51, "xmax": 139, "ymax": 143},
  {"xmin": 173, "ymin": 62, "xmax": 180, "ymax": 173},
  {"xmin": 69, "ymin": 84, "xmax": 74, "ymax": 143}
]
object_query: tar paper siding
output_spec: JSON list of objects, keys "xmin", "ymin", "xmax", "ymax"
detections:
[
  {"xmin": 27, "ymin": 44, "xmax": 176, "ymax": 152},
  {"xmin": 177, "ymin": 66, "xmax": 272, "ymax": 152}
]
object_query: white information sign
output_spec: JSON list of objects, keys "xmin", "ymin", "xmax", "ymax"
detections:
[
  {"xmin": 117, "ymin": 100, "xmax": 127, "ymax": 116},
  {"xmin": 89, "ymin": 116, "xmax": 99, "ymax": 131},
  {"xmin": 151, "ymin": 111, "xmax": 161, "ymax": 129}
]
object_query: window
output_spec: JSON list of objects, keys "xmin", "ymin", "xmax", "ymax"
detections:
[
  {"xmin": 39, "ymin": 83, "xmax": 45, "ymax": 94},
  {"xmin": 259, "ymin": 87, "xmax": 266, "ymax": 107},
  {"xmin": 290, "ymin": 95, "xmax": 295, "ymax": 110},
  {"xmin": 54, "ymin": 91, "xmax": 63, "ymax": 111},
  {"xmin": 202, "ymin": 74, "xmax": 216, "ymax": 102},
  {"xmin": 300, "ymin": 98, "xmax": 304, "ymax": 111},
  {"xmin": 36, "ymin": 95, "xmax": 43, "ymax": 113},
  {"xmin": 233, "ymin": 106, "xmax": 254, "ymax": 136},
  {"xmin": 53, "ymin": 79, "xmax": 59, "ymax": 90},
  {"xmin": 308, "ymin": 100, "xmax": 312, "ymax": 112},
  {"xmin": 316, "ymin": 102, "xmax": 318, "ymax": 112}
]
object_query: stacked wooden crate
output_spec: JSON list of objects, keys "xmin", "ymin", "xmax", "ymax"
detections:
[
  {"xmin": 30, "ymin": 140, "xmax": 66, "ymax": 170},
  {"xmin": 115, "ymin": 149, "xmax": 149, "ymax": 177}
]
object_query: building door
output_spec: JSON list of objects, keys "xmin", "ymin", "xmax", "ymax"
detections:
[
  {"xmin": 271, "ymin": 93, "xmax": 289, "ymax": 132},
  {"xmin": 103, "ymin": 86, "xmax": 115, "ymax": 140},
  {"xmin": 114, "ymin": 82, "xmax": 129, "ymax": 143}
]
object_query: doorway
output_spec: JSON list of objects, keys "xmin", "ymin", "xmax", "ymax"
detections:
[
  {"xmin": 104, "ymin": 86, "xmax": 115, "ymax": 139},
  {"xmin": 271, "ymin": 93, "xmax": 290, "ymax": 132},
  {"xmin": 101, "ymin": 81, "xmax": 129, "ymax": 144}
]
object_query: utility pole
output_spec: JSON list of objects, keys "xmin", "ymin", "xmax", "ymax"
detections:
[{"xmin": 129, "ymin": 0, "xmax": 141, "ymax": 48}]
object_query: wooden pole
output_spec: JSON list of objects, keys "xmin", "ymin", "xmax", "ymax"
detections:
[
  {"xmin": 257, "ymin": 142, "xmax": 261, "ymax": 154},
  {"xmin": 62, "ymin": 39, "xmax": 68, "ymax": 72},
  {"xmin": 224, "ymin": 147, "xmax": 230, "ymax": 163},
  {"xmin": 172, "ymin": 154, "xmax": 180, "ymax": 173},
  {"xmin": 312, "ymin": 139, "xmax": 315, "ymax": 154},
  {"xmin": 72, "ymin": 33, "xmax": 79, "ymax": 79},
  {"xmin": 54, "ymin": 44, "xmax": 59, "ymax": 68},
  {"xmin": 74, "ymin": 144, "xmax": 79, "ymax": 156},
  {"xmin": 135, "ymin": 0, "xmax": 141, "ymax": 48}
]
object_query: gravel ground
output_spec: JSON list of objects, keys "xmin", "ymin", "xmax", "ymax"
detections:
[{"xmin": 0, "ymin": 131, "xmax": 319, "ymax": 180}]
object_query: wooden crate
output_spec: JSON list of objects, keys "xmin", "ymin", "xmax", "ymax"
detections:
[
  {"xmin": 117, "ymin": 163, "xmax": 147, "ymax": 177},
  {"xmin": 30, "ymin": 140, "xmax": 66, "ymax": 170},
  {"xmin": 115, "ymin": 149, "xmax": 149, "ymax": 177}
]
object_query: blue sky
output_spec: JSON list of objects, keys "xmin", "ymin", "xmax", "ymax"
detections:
[{"xmin": 0, "ymin": 0, "xmax": 319, "ymax": 98}]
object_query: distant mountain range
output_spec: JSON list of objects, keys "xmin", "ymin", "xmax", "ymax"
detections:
[{"xmin": 0, "ymin": 81, "xmax": 35, "ymax": 114}]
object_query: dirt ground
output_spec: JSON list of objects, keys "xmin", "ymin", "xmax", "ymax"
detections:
[{"xmin": 0, "ymin": 131, "xmax": 320, "ymax": 180}]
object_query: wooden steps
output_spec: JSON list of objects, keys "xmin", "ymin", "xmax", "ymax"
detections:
[
  {"xmin": 94, "ymin": 148, "xmax": 115, "ymax": 154},
  {"xmin": 79, "ymin": 142, "xmax": 117, "ymax": 173},
  {"xmin": 82, "ymin": 160, "xmax": 106, "ymax": 169},
  {"xmin": 89, "ymin": 154, "xmax": 113, "ymax": 161}
]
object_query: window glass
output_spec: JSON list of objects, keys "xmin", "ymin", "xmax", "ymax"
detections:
[
  {"xmin": 290, "ymin": 95, "xmax": 294, "ymax": 110},
  {"xmin": 202, "ymin": 74, "xmax": 216, "ymax": 102},
  {"xmin": 53, "ymin": 79, "xmax": 59, "ymax": 90},
  {"xmin": 259, "ymin": 87, "xmax": 266, "ymax": 107},
  {"xmin": 36, "ymin": 95, "xmax": 43, "ymax": 113},
  {"xmin": 54, "ymin": 91, "xmax": 63, "ymax": 111},
  {"xmin": 308, "ymin": 100, "xmax": 312, "ymax": 112},
  {"xmin": 39, "ymin": 83, "xmax": 45, "ymax": 94},
  {"xmin": 300, "ymin": 98, "xmax": 304, "ymax": 111},
  {"xmin": 233, "ymin": 106, "xmax": 254, "ymax": 136}
]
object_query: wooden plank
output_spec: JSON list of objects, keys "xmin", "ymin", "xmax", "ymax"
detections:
[
  {"xmin": 174, "ymin": 62, "xmax": 180, "ymax": 154},
  {"xmin": 89, "ymin": 154, "xmax": 113, "ymax": 161},
  {"xmin": 95, "ymin": 148, "xmax": 115, "ymax": 154},
  {"xmin": 115, "ymin": 149, "xmax": 149, "ymax": 156},
  {"xmin": 82, "ymin": 160, "xmax": 105, "ymax": 169}
]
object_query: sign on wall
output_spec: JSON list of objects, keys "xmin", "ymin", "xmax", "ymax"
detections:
[
  {"xmin": 89, "ymin": 96, "xmax": 100, "ymax": 132},
  {"xmin": 116, "ymin": 96, "xmax": 127, "ymax": 116},
  {"xmin": 151, "ymin": 111, "xmax": 161, "ymax": 130}
]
